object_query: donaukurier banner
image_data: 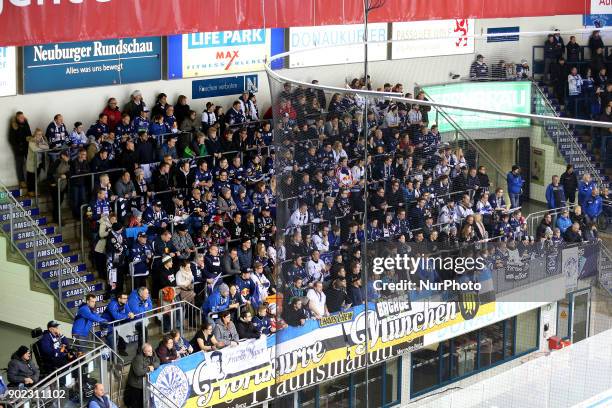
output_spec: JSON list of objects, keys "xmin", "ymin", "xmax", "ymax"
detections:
[{"xmin": 0, "ymin": 1, "xmax": 584, "ymax": 47}]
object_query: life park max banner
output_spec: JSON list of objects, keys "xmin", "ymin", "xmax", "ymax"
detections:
[{"xmin": 23, "ymin": 37, "xmax": 161, "ymax": 93}]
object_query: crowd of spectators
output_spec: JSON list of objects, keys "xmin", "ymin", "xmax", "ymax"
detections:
[{"xmin": 4, "ymin": 65, "xmax": 607, "ymax": 404}]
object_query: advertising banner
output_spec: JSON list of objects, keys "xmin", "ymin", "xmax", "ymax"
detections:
[
  {"xmin": 288, "ymin": 23, "xmax": 388, "ymax": 68},
  {"xmin": 486, "ymin": 26, "xmax": 520, "ymax": 42},
  {"xmin": 23, "ymin": 37, "xmax": 161, "ymax": 93},
  {"xmin": 0, "ymin": 46, "xmax": 16, "ymax": 96},
  {"xmin": 422, "ymin": 81, "xmax": 532, "ymax": 133},
  {"xmin": 168, "ymin": 29, "xmax": 282, "ymax": 79},
  {"xmin": 192, "ymin": 75, "xmax": 259, "ymax": 99},
  {"xmin": 590, "ymin": 0, "xmax": 612, "ymax": 15},
  {"xmin": 0, "ymin": 1, "xmax": 585, "ymax": 48},
  {"xmin": 391, "ymin": 19, "xmax": 475, "ymax": 60}
]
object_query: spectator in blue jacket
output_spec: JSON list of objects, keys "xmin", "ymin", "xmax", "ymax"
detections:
[
  {"xmin": 127, "ymin": 287, "xmax": 153, "ymax": 349},
  {"xmin": 545, "ymin": 175, "xmax": 566, "ymax": 209},
  {"xmin": 102, "ymin": 293, "xmax": 135, "ymax": 356},
  {"xmin": 584, "ymin": 188, "xmax": 603, "ymax": 223},
  {"xmin": 72, "ymin": 294, "xmax": 108, "ymax": 349},
  {"xmin": 88, "ymin": 383, "xmax": 118, "ymax": 408},
  {"xmin": 506, "ymin": 165, "xmax": 524, "ymax": 209},
  {"xmin": 578, "ymin": 173, "xmax": 596, "ymax": 207},
  {"xmin": 38, "ymin": 320, "xmax": 71, "ymax": 370},
  {"xmin": 556, "ymin": 209, "xmax": 573, "ymax": 233},
  {"xmin": 202, "ymin": 283, "xmax": 232, "ymax": 321}
]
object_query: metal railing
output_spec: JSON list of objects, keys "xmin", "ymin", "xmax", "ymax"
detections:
[
  {"xmin": 524, "ymin": 204, "xmax": 579, "ymax": 236},
  {"xmin": 531, "ymin": 82, "xmax": 605, "ymax": 186},
  {"xmin": 598, "ymin": 241, "xmax": 612, "ymax": 297},
  {"xmin": 0, "ymin": 345, "xmax": 120, "ymax": 408},
  {"xmin": 105, "ymin": 300, "xmax": 203, "ymax": 364},
  {"xmin": 0, "ymin": 184, "xmax": 90, "ymax": 318},
  {"xmin": 33, "ymin": 146, "xmax": 72, "ymax": 207}
]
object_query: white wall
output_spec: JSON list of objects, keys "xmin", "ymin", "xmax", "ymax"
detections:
[{"xmin": 0, "ymin": 15, "xmax": 584, "ymax": 187}]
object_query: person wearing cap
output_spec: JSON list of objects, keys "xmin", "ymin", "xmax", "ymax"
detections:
[
  {"xmin": 143, "ymin": 200, "xmax": 169, "ymax": 232},
  {"xmin": 202, "ymin": 283, "xmax": 231, "ymax": 320},
  {"xmin": 122, "ymin": 90, "xmax": 146, "ymax": 120},
  {"xmin": 172, "ymin": 223, "xmax": 195, "ymax": 260},
  {"xmin": 73, "ymin": 294, "xmax": 108, "ymax": 349},
  {"xmin": 157, "ymin": 255, "xmax": 176, "ymax": 290},
  {"xmin": 7, "ymin": 345, "xmax": 39, "ymax": 387},
  {"xmin": 516, "ymin": 59, "xmax": 531, "ymax": 80},
  {"xmin": 469, "ymin": 54, "xmax": 489, "ymax": 80},
  {"xmin": 39, "ymin": 320, "xmax": 71, "ymax": 370}
]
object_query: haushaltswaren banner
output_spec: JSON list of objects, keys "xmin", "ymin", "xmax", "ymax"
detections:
[
  {"xmin": 0, "ymin": 1, "xmax": 585, "ymax": 48},
  {"xmin": 23, "ymin": 37, "xmax": 161, "ymax": 93},
  {"xmin": 149, "ymin": 299, "xmax": 501, "ymax": 408},
  {"xmin": 391, "ymin": 19, "xmax": 475, "ymax": 60}
]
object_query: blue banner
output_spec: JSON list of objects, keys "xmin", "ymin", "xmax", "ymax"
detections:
[
  {"xmin": 23, "ymin": 37, "xmax": 161, "ymax": 93},
  {"xmin": 192, "ymin": 74, "xmax": 258, "ymax": 99},
  {"xmin": 487, "ymin": 26, "xmax": 520, "ymax": 42},
  {"xmin": 584, "ymin": 14, "xmax": 612, "ymax": 27}
]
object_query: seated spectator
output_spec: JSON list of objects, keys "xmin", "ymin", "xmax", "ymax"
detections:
[
  {"xmin": 175, "ymin": 259, "xmax": 196, "ymax": 304},
  {"xmin": 190, "ymin": 323, "xmax": 218, "ymax": 353},
  {"xmin": 7, "ymin": 346, "xmax": 39, "ymax": 387},
  {"xmin": 556, "ymin": 209, "xmax": 573, "ymax": 233},
  {"xmin": 236, "ymin": 310, "xmax": 261, "ymax": 339},
  {"xmin": 202, "ymin": 283, "xmax": 231, "ymax": 318},
  {"xmin": 285, "ymin": 298, "xmax": 308, "ymax": 327},
  {"xmin": 213, "ymin": 310, "xmax": 240, "ymax": 348},
  {"xmin": 470, "ymin": 54, "xmax": 489, "ymax": 80},
  {"xmin": 124, "ymin": 343, "xmax": 159, "ymax": 408},
  {"xmin": 169, "ymin": 329, "xmax": 193, "ymax": 358},
  {"xmin": 563, "ymin": 222, "xmax": 583, "ymax": 242},
  {"xmin": 156, "ymin": 335, "xmax": 178, "ymax": 364},
  {"xmin": 252, "ymin": 304, "xmax": 275, "ymax": 335},
  {"xmin": 88, "ymin": 383, "xmax": 118, "ymax": 408}
]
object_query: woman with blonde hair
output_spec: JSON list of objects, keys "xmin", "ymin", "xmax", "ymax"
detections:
[{"xmin": 25, "ymin": 128, "xmax": 49, "ymax": 196}]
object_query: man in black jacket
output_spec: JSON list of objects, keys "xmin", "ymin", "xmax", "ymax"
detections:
[
  {"xmin": 236, "ymin": 310, "xmax": 261, "ymax": 339},
  {"xmin": 70, "ymin": 148, "xmax": 91, "ymax": 218},
  {"xmin": 551, "ymin": 57, "xmax": 570, "ymax": 105},
  {"xmin": 563, "ymin": 222, "xmax": 583, "ymax": 243},
  {"xmin": 8, "ymin": 111, "xmax": 32, "ymax": 188},
  {"xmin": 560, "ymin": 164, "xmax": 578, "ymax": 204}
]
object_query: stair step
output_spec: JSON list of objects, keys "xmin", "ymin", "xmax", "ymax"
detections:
[
  {"xmin": 65, "ymin": 293, "xmax": 108, "ymax": 310},
  {"xmin": 40, "ymin": 263, "xmax": 88, "ymax": 279},
  {"xmin": 51, "ymin": 273, "xmax": 96, "ymax": 290},
  {"xmin": 25, "ymin": 244, "xmax": 71, "ymax": 260},
  {"xmin": 16, "ymin": 234, "xmax": 63, "ymax": 250},
  {"xmin": 59, "ymin": 280, "xmax": 103, "ymax": 297},
  {"xmin": 0, "ymin": 198, "xmax": 32, "ymax": 212},
  {"xmin": 0, "ymin": 207, "xmax": 40, "ymax": 222},
  {"xmin": 1, "ymin": 216, "xmax": 48, "ymax": 231},
  {"xmin": 12, "ymin": 225, "xmax": 56, "ymax": 241},
  {"xmin": 36, "ymin": 253, "xmax": 79, "ymax": 269}
]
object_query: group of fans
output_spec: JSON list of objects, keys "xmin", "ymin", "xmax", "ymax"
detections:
[{"xmin": 4, "ymin": 62, "xmax": 608, "ymax": 405}]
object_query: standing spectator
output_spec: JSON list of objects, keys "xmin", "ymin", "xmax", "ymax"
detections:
[
  {"xmin": 306, "ymin": 281, "xmax": 328, "ymax": 319},
  {"xmin": 578, "ymin": 173, "xmax": 596, "ymax": 207},
  {"xmin": 543, "ymin": 34, "xmax": 558, "ymax": 83},
  {"xmin": 560, "ymin": 164, "xmax": 578, "ymax": 204},
  {"xmin": 101, "ymin": 291, "xmax": 135, "ymax": 356},
  {"xmin": 25, "ymin": 128, "xmax": 49, "ymax": 197},
  {"xmin": 324, "ymin": 277, "xmax": 350, "ymax": 313},
  {"xmin": 70, "ymin": 148, "xmax": 91, "ymax": 218},
  {"xmin": 588, "ymin": 30, "xmax": 605, "ymax": 56},
  {"xmin": 566, "ymin": 36, "xmax": 581, "ymax": 63},
  {"xmin": 506, "ymin": 165, "xmax": 524, "ymax": 209},
  {"xmin": 48, "ymin": 150, "xmax": 70, "ymax": 222},
  {"xmin": 128, "ymin": 287, "xmax": 153, "ymax": 348},
  {"xmin": 88, "ymin": 383, "xmax": 118, "ymax": 408},
  {"xmin": 45, "ymin": 114, "xmax": 69, "ymax": 149},
  {"xmin": 7, "ymin": 346, "xmax": 39, "ymax": 387},
  {"xmin": 567, "ymin": 66, "xmax": 583, "ymax": 115},
  {"xmin": 124, "ymin": 343, "xmax": 159, "ymax": 408},
  {"xmin": 545, "ymin": 175, "xmax": 566, "ymax": 209},
  {"xmin": 174, "ymin": 95, "xmax": 191, "ymax": 128},
  {"xmin": 72, "ymin": 294, "xmax": 108, "ymax": 349},
  {"xmin": 584, "ymin": 188, "xmax": 603, "ymax": 224},
  {"xmin": 8, "ymin": 111, "xmax": 31, "ymax": 189},
  {"xmin": 103, "ymin": 98, "xmax": 122, "ymax": 132},
  {"xmin": 470, "ymin": 55, "xmax": 489, "ymax": 80},
  {"xmin": 551, "ymin": 57, "xmax": 569, "ymax": 106},
  {"xmin": 151, "ymin": 93, "xmax": 169, "ymax": 118},
  {"xmin": 123, "ymin": 90, "xmax": 147, "ymax": 120},
  {"xmin": 285, "ymin": 297, "xmax": 308, "ymax": 327}
]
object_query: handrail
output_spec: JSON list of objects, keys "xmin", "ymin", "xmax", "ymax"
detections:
[
  {"xmin": 104, "ymin": 299, "xmax": 197, "ymax": 327},
  {"xmin": 531, "ymin": 82, "xmax": 605, "ymax": 186},
  {"xmin": 0, "ymin": 185, "xmax": 90, "ymax": 318},
  {"xmin": 524, "ymin": 203, "xmax": 578, "ymax": 235}
]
